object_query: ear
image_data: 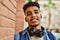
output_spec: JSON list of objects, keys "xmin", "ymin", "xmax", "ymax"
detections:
[
  {"xmin": 25, "ymin": 17, "xmax": 27, "ymax": 22},
  {"xmin": 40, "ymin": 14, "xmax": 42, "ymax": 19}
]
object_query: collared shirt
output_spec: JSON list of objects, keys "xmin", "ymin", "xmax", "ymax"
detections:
[{"xmin": 14, "ymin": 27, "xmax": 56, "ymax": 40}]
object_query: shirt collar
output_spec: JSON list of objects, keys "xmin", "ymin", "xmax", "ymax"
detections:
[
  {"xmin": 22, "ymin": 27, "xmax": 28, "ymax": 35},
  {"xmin": 22, "ymin": 26, "xmax": 45, "ymax": 35}
]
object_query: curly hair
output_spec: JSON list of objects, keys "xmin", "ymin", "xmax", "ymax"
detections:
[{"xmin": 23, "ymin": 2, "xmax": 40, "ymax": 13}]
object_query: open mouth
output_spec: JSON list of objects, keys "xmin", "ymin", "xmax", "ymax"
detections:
[{"xmin": 30, "ymin": 18, "xmax": 38, "ymax": 23}]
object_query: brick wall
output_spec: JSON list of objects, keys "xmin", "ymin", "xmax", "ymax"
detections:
[
  {"xmin": 16, "ymin": 0, "xmax": 25, "ymax": 34},
  {"xmin": 0, "ymin": 0, "xmax": 25, "ymax": 40},
  {"xmin": 0, "ymin": 0, "xmax": 16, "ymax": 40}
]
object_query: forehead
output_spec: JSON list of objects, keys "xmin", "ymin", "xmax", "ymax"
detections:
[{"xmin": 25, "ymin": 6, "xmax": 39, "ymax": 12}]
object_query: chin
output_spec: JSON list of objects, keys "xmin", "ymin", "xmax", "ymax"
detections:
[{"xmin": 31, "ymin": 23, "xmax": 39, "ymax": 27}]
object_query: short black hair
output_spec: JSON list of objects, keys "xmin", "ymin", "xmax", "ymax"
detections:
[{"xmin": 23, "ymin": 2, "xmax": 40, "ymax": 13}]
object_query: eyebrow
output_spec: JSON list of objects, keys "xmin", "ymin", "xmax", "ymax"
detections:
[
  {"xmin": 26, "ymin": 11, "xmax": 32, "ymax": 14},
  {"xmin": 35, "ymin": 9, "xmax": 41, "ymax": 12},
  {"xmin": 34, "ymin": 9, "xmax": 39, "ymax": 12},
  {"xmin": 35, "ymin": 9, "xmax": 38, "ymax": 11}
]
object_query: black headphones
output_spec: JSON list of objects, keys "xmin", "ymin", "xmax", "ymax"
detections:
[{"xmin": 27, "ymin": 27, "xmax": 44, "ymax": 38}]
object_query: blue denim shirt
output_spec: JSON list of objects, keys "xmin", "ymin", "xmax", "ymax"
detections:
[{"xmin": 14, "ymin": 27, "xmax": 56, "ymax": 40}]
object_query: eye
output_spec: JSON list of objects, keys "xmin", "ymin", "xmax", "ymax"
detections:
[
  {"xmin": 35, "ymin": 11, "xmax": 39, "ymax": 14},
  {"xmin": 34, "ymin": 10, "xmax": 39, "ymax": 14},
  {"xmin": 26, "ymin": 11, "xmax": 32, "ymax": 16}
]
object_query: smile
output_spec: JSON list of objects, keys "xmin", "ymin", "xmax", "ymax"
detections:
[{"xmin": 31, "ymin": 19, "xmax": 38, "ymax": 23}]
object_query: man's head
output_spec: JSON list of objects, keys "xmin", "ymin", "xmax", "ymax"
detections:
[{"xmin": 23, "ymin": 2, "xmax": 42, "ymax": 28}]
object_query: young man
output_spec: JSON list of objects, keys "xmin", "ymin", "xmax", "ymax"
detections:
[{"xmin": 14, "ymin": 2, "xmax": 56, "ymax": 40}]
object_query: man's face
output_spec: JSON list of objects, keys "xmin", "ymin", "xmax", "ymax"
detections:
[{"xmin": 25, "ymin": 6, "xmax": 42, "ymax": 27}]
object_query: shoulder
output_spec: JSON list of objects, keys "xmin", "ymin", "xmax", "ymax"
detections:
[
  {"xmin": 14, "ymin": 29, "xmax": 25, "ymax": 37},
  {"xmin": 14, "ymin": 28, "xmax": 28, "ymax": 39},
  {"xmin": 14, "ymin": 28, "xmax": 28, "ymax": 40},
  {"xmin": 46, "ymin": 31, "xmax": 56, "ymax": 40},
  {"xmin": 14, "ymin": 31, "xmax": 23, "ymax": 40}
]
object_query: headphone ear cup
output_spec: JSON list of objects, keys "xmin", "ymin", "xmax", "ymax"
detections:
[
  {"xmin": 38, "ymin": 31, "xmax": 44, "ymax": 37},
  {"xmin": 28, "ymin": 28, "xmax": 34, "ymax": 36},
  {"xmin": 35, "ymin": 30, "xmax": 44, "ymax": 38},
  {"xmin": 35, "ymin": 30, "xmax": 40, "ymax": 37}
]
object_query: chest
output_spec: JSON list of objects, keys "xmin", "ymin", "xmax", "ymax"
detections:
[{"xmin": 31, "ymin": 36, "xmax": 44, "ymax": 40}]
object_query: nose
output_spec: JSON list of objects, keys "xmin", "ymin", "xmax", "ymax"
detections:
[{"xmin": 32, "ymin": 13, "xmax": 36, "ymax": 17}]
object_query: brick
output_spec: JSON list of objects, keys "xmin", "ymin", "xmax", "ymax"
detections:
[
  {"xmin": 10, "ymin": 0, "xmax": 16, "ymax": 7},
  {"xmin": 8, "ymin": 10, "xmax": 16, "ymax": 21},
  {"xmin": 0, "ymin": 27, "xmax": 15, "ymax": 38},
  {"xmin": 0, "ymin": 0, "xmax": 16, "ymax": 39},
  {"xmin": 12, "ymin": 21, "xmax": 15, "ymax": 28},
  {"xmin": 17, "ymin": 3, "xmax": 25, "ymax": 10},
  {"xmin": 0, "ymin": 16, "xmax": 15, "ymax": 27},
  {"xmin": 17, "ymin": 0, "xmax": 25, "ymax": 10},
  {"xmin": 5, "ymin": 36, "xmax": 14, "ymax": 40},
  {"xmin": 18, "ymin": 0, "xmax": 25, "ymax": 3},
  {"xmin": 0, "ymin": 15, "xmax": 1, "ymax": 26},
  {"xmin": 6, "ymin": 28, "xmax": 15, "ymax": 36},
  {"xmin": 3, "ymin": 0, "xmax": 16, "ymax": 13},
  {"xmin": 0, "ymin": 16, "xmax": 11, "ymax": 27},
  {"xmin": 0, "ymin": 27, "xmax": 6, "ymax": 38},
  {"xmin": 0, "ymin": 0, "xmax": 3, "ymax": 2},
  {"xmin": 16, "ymin": 16, "xmax": 24, "ymax": 33},
  {"xmin": 0, "ymin": 3, "xmax": 16, "ymax": 21},
  {"xmin": 0, "ymin": 0, "xmax": 2, "ymax": 1},
  {"xmin": 0, "ymin": 3, "xmax": 9, "ymax": 17},
  {"xmin": 16, "ymin": 11, "xmax": 24, "ymax": 33},
  {"xmin": 15, "ymin": 0, "xmax": 25, "ymax": 33}
]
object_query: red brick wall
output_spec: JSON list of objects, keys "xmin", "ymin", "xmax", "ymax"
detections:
[
  {"xmin": 0, "ymin": 0, "xmax": 25, "ymax": 40},
  {"xmin": 0, "ymin": 0, "xmax": 16, "ymax": 40},
  {"xmin": 16, "ymin": 0, "xmax": 25, "ymax": 34}
]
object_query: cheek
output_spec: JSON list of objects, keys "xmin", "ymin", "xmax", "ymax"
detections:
[
  {"xmin": 26, "ymin": 17, "xmax": 31, "ymax": 22},
  {"xmin": 37, "ymin": 15, "xmax": 42, "ymax": 21}
]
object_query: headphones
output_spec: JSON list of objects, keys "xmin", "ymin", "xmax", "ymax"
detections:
[{"xmin": 28, "ymin": 27, "xmax": 44, "ymax": 38}]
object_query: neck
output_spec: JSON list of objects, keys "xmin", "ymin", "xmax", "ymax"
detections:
[{"xmin": 29, "ymin": 24, "xmax": 41, "ymax": 31}]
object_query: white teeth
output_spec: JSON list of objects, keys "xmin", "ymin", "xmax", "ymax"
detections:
[{"xmin": 31, "ymin": 19, "xmax": 36, "ymax": 22}]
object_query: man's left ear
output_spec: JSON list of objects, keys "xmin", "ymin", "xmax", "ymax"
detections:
[{"xmin": 40, "ymin": 14, "xmax": 42, "ymax": 19}]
